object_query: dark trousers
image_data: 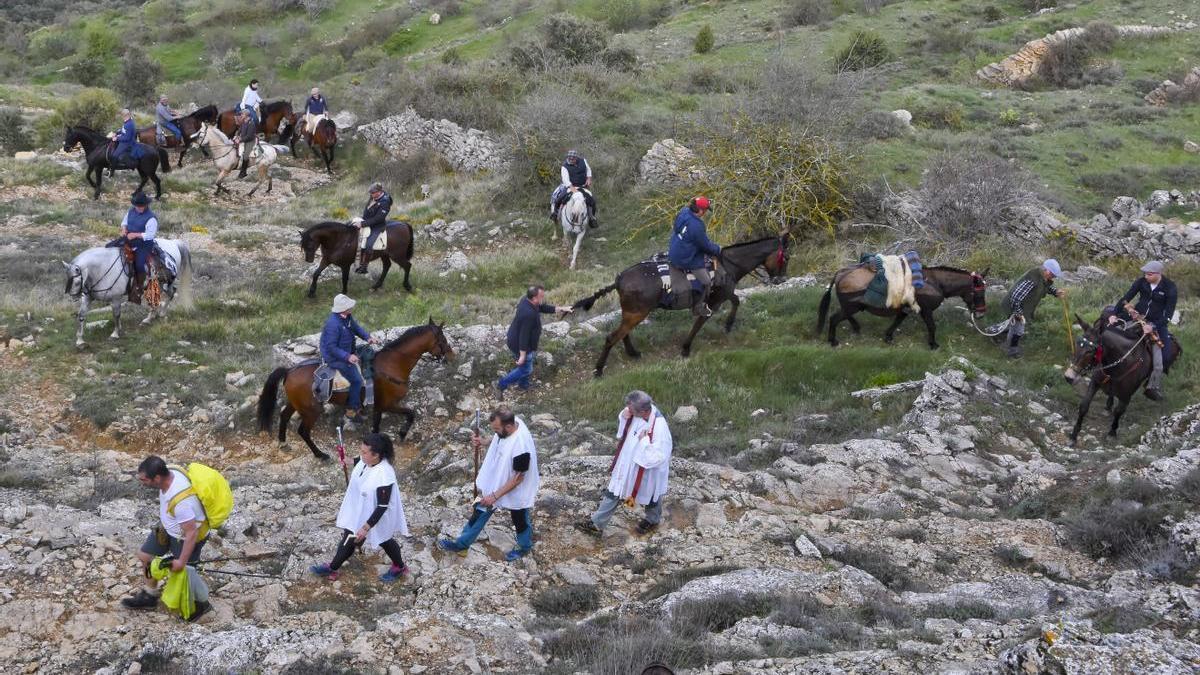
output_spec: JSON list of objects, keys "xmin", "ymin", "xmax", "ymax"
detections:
[
  {"xmin": 330, "ymin": 361, "xmax": 364, "ymax": 410},
  {"xmin": 131, "ymin": 239, "xmax": 155, "ymax": 276},
  {"xmin": 329, "ymin": 529, "xmax": 405, "ymax": 571}
]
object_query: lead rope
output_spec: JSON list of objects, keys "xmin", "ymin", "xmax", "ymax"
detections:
[{"xmin": 967, "ymin": 312, "xmax": 1009, "ymax": 337}]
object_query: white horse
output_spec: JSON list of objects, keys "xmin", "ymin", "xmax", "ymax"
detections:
[
  {"xmin": 192, "ymin": 122, "xmax": 287, "ymax": 197},
  {"xmin": 62, "ymin": 240, "xmax": 193, "ymax": 348},
  {"xmin": 556, "ymin": 189, "xmax": 589, "ymax": 270}
]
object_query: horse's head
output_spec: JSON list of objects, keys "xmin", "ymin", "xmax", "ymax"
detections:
[
  {"xmin": 62, "ymin": 127, "xmax": 78, "ymax": 152},
  {"xmin": 762, "ymin": 235, "xmax": 791, "ymax": 284},
  {"xmin": 299, "ymin": 227, "xmax": 318, "ymax": 263},
  {"xmin": 62, "ymin": 260, "xmax": 83, "ymax": 297},
  {"xmin": 967, "ymin": 267, "xmax": 989, "ymax": 317},
  {"xmin": 427, "ymin": 317, "xmax": 454, "ymax": 362},
  {"xmin": 1064, "ymin": 314, "xmax": 1102, "ymax": 384},
  {"xmin": 319, "ymin": 119, "xmax": 337, "ymax": 144}
]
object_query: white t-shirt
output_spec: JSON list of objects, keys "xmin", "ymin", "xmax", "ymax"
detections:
[{"xmin": 159, "ymin": 469, "xmax": 206, "ymax": 539}]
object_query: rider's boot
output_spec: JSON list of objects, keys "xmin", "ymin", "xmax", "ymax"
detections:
[
  {"xmin": 1145, "ymin": 368, "xmax": 1164, "ymax": 401},
  {"xmin": 130, "ymin": 271, "xmax": 146, "ymax": 305},
  {"xmin": 237, "ymin": 153, "xmax": 250, "ymax": 179},
  {"xmin": 690, "ymin": 287, "xmax": 712, "ymax": 318},
  {"xmin": 355, "ymin": 249, "xmax": 370, "ymax": 274}
]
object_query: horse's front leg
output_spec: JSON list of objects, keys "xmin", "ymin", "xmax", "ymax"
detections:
[
  {"xmin": 75, "ymin": 295, "xmax": 91, "ymax": 348},
  {"xmin": 307, "ymin": 262, "xmax": 329, "ymax": 298},
  {"xmin": 1108, "ymin": 395, "xmax": 1131, "ymax": 438},
  {"xmin": 1069, "ymin": 379, "xmax": 1100, "ymax": 445},
  {"xmin": 681, "ymin": 314, "xmax": 711, "ymax": 358},
  {"xmin": 569, "ymin": 229, "xmax": 585, "ymax": 270},
  {"xmin": 340, "ymin": 265, "xmax": 350, "ymax": 295},
  {"xmin": 135, "ymin": 169, "xmax": 150, "ymax": 197},
  {"xmin": 110, "ymin": 299, "xmax": 123, "ymax": 340},
  {"xmin": 93, "ymin": 168, "xmax": 103, "ymax": 200},
  {"xmin": 884, "ymin": 312, "xmax": 907, "ymax": 344},
  {"xmin": 920, "ymin": 308, "xmax": 938, "ymax": 349}
]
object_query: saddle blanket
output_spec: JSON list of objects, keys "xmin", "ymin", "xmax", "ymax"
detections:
[
  {"xmin": 861, "ymin": 253, "xmax": 919, "ymax": 312},
  {"xmin": 357, "ymin": 224, "xmax": 387, "ymax": 251},
  {"xmin": 311, "ymin": 361, "xmax": 374, "ymax": 405}
]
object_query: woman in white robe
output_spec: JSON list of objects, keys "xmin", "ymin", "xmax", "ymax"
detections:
[{"xmin": 310, "ymin": 433, "xmax": 410, "ymax": 582}]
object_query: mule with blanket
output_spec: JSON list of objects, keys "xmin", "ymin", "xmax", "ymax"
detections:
[{"xmin": 817, "ymin": 253, "xmax": 988, "ymax": 349}]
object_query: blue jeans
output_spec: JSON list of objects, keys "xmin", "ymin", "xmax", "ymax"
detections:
[
  {"xmin": 238, "ymin": 105, "xmax": 259, "ymax": 126},
  {"xmin": 591, "ymin": 489, "xmax": 663, "ymax": 530},
  {"xmin": 330, "ymin": 361, "xmax": 364, "ymax": 410},
  {"xmin": 498, "ymin": 350, "xmax": 535, "ymax": 390},
  {"xmin": 130, "ymin": 238, "xmax": 155, "ymax": 276},
  {"xmin": 451, "ymin": 505, "xmax": 533, "ymax": 552},
  {"xmin": 159, "ymin": 121, "xmax": 182, "ymax": 140}
]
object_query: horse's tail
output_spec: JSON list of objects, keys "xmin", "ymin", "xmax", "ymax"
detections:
[
  {"xmin": 157, "ymin": 147, "xmax": 172, "ymax": 173},
  {"xmin": 175, "ymin": 241, "xmax": 194, "ymax": 309},
  {"xmin": 271, "ymin": 144, "xmax": 290, "ymax": 155},
  {"xmin": 257, "ymin": 367, "xmax": 287, "ymax": 433},
  {"xmin": 573, "ymin": 278, "xmax": 619, "ymax": 312},
  {"xmin": 816, "ymin": 275, "xmax": 836, "ymax": 333},
  {"xmin": 404, "ymin": 222, "xmax": 415, "ymax": 261}
]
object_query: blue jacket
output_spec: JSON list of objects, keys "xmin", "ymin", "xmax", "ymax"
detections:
[
  {"xmin": 361, "ymin": 191, "xmax": 393, "ymax": 230},
  {"xmin": 114, "ymin": 119, "xmax": 136, "ymax": 151},
  {"xmin": 668, "ymin": 207, "xmax": 720, "ymax": 270},
  {"xmin": 304, "ymin": 95, "xmax": 327, "ymax": 115},
  {"xmin": 320, "ymin": 313, "xmax": 370, "ymax": 364}
]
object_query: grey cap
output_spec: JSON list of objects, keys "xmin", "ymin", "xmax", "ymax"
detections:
[
  {"xmin": 1140, "ymin": 260, "xmax": 1164, "ymax": 274},
  {"xmin": 368, "ymin": 182, "xmax": 384, "ymax": 194}
]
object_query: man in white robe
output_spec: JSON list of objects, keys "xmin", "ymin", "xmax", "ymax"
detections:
[
  {"xmin": 577, "ymin": 390, "xmax": 673, "ymax": 537},
  {"xmin": 438, "ymin": 406, "xmax": 540, "ymax": 561}
]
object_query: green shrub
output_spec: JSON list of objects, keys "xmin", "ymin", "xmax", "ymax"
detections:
[
  {"xmin": 694, "ymin": 24, "xmax": 715, "ymax": 54},
  {"xmin": 783, "ymin": 0, "xmax": 836, "ymax": 27},
  {"xmin": 834, "ymin": 30, "xmax": 891, "ymax": 71},
  {"xmin": 540, "ymin": 13, "xmax": 609, "ymax": 65},
  {"xmin": 353, "ymin": 46, "xmax": 388, "ymax": 69},
  {"xmin": 27, "ymin": 29, "xmax": 76, "ymax": 62},
  {"xmin": 982, "ymin": 6, "xmax": 1003, "ymax": 21},
  {"xmin": 299, "ymin": 53, "xmax": 345, "ymax": 80},
  {"xmin": 600, "ymin": 46, "xmax": 638, "ymax": 72},
  {"xmin": 998, "ymin": 108, "xmax": 1021, "ymax": 126},
  {"xmin": 440, "ymin": 46, "xmax": 463, "ymax": 65},
  {"xmin": 603, "ymin": 0, "xmax": 671, "ymax": 33},
  {"xmin": 0, "ymin": 108, "xmax": 32, "ymax": 154},
  {"xmin": 212, "ymin": 47, "xmax": 244, "ymax": 76},
  {"xmin": 69, "ymin": 55, "xmax": 107, "ymax": 86},
  {"xmin": 116, "ymin": 49, "xmax": 165, "ymax": 105},
  {"xmin": 912, "ymin": 100, "xmax": 964, "ymax": 131},
  {"xmin": 383, "ymin": 29, "xmax": 417, "ymax": 56},
  {"xmin": 83, "ymin": 23, "xmax": 119, "ymax": 59},
  {"xmin": 925, "ymin": 25, "xmax": 974, "ymax": 54},
  {"xmin": 62, "ymin": 88, "xmax": 121, "ymax": 130}
]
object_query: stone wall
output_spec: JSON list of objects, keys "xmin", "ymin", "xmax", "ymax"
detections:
[{"xmin": 976, "ymin": 24, "xmax": 1179, "ymax": 87}]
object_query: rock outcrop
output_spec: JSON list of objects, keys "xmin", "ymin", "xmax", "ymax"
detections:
[
  {"xmin": 356, "ymin": 107, "xmax": 506, "ymax": 172},
  {"xmin": 1145, "ymin": 66, "xmax": 1200, "ymax": 106},
  {"xmin": 637, "ymin": 138, "xmax": 707, "ymax": 186}
]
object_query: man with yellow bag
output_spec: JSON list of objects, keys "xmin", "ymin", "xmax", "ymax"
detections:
[{"xmin": 122, "ymin": 455, "xmax": 233, "ymax": 621}]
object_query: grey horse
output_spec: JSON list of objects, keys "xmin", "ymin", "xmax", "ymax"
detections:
[{"xmin": 62, "ymin": 240, "xmax": 193, "ymax": 348}]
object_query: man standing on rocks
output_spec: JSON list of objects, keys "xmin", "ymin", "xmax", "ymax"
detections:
[
  {"xmin": 438, "ymin": 406, "xmax": 540, "ymax": 561},
  {"xmin": 1001, "ymin": 259, "xmax": 1065, "ymax": 358},
  {"xmin": 576, "ymin": 390, "xmax": 673, "ymax": 537},
  {"xmin": 498, "ymin": 285, "xmax": 572, "ymax": 395},
  {"xmin": 1109, "ymin": 260, "xmax": 1178, "ymax": 400},
  {"xmin": 121, "ymin": 456, "xmax": 208, "ymax": 617}
]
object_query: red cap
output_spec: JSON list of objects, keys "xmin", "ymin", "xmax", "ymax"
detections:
[{"xmin": 695, "ymin": 196, "xmax": 710, "ymax": 210}]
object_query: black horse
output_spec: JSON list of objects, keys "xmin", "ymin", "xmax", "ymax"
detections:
[
  {"xmin": 571, "ymin": 234, "xmax": 792, "ymax": 376},
  {"xmin": 63, "ymin": 126, "xmax": 171, "ymax": 200},
  {"xmin": 136, "ymin": 104, "xmax": 219, "ymax": 168}
]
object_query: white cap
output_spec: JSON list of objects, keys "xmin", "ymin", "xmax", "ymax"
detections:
[{"xmin": 331, "ymin": 294, "xmax": 356, "ymax": 314}]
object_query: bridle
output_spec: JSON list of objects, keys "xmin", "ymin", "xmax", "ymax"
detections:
[
  {"xmin": 66, "ymin": 253, "xmax": 124, "ymax": 300},
  {"xmin": 970, "ymin": 272, "xmax": 987, "ymax": 315}
]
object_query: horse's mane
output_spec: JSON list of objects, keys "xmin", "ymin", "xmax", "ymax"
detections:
[
  {"xmin": 189, "ymin": 104, "xmax": 217, "ymax": 118},
  {"xmin": 302, "ymin": 221, "xmax": 350, "ymax": 236},
  {"xmin": 723, "ymin": 234, "xmax": 783, "ymax": 250},
  {"xmin": 262, "ymin": 100, "xmax": 292, "ymax": 114},
  {"xmin": 379, "ymin": 324, "xmax": 436, "ymax": 353}
]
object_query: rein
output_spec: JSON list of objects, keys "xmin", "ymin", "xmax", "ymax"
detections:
[{"xmin": 71, "ymin": 253, "xmax": 124, "ymax": 299}]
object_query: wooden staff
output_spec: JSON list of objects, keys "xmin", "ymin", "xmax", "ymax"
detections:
[
  {"xmin": 472, "ymin": 409, "xmax": 481, "ymax": 499},
  {"xmin": 1059, "ymin": 293, "xmax": 1074, "ymax": 358}
]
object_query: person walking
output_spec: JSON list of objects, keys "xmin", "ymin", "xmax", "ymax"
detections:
[
  {"xmin": 576, "ymin": 390, "xmax": 673, "ymax": 537},
  {"xmin": 1001, "ymin": 259, "xmax": 1065, "ymax": 358},
  {"xmin": 498, "ymin": 285, "xmax": 572, "ymax": 395},
  {"xmin": 438, "ymin": 406, "xmax": 540, "ymax": 561},
  {"xmin": 311, "ymin": 433, "xmax": 411, "ymax": 582}
]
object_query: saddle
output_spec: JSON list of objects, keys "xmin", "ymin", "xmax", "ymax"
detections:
[
  {"xmin": 309, "ymin": 359, "xmax": 375, "ymax": 406},
  {"xmin": 643, "ymin": 253, "xmax": 721, "ymax": 309},
  {"xmin": 358, "ymin": 224, "xmax": 387, "ymax": 251}
]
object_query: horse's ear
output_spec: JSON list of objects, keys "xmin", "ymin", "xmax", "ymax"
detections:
[
  {"xmin": 61, "ymin": 261, "xmax": 70, "ymax": 269},
  {"xmin": 427, "ymin": 315, "xmax": 434, "ymax": 325}
]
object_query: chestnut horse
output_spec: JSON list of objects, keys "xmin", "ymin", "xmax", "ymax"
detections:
[
  {"xmin": 256, "ymin": 320, "xmax": 454, "ymax": 459},
  {"xmin": 136, "ymin": 104, "xmax": 219, "ymax": 167},
  {"xmin": 218, "ymin": 100, "xmax": 295, "ymax": 143},
  {"xmin": 299, "ymin": 221, "xmax": 415, "ymax": 298},
  {"xmin": 571, "ymin": 234, "xmax": 791, "ymax": 376},
  {"xmin": 290, "ymin": 117, "xmax": 337, "ymax": 172}
]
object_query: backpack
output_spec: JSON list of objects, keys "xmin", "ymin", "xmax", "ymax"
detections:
[{"xmin": 167, "ymin": 463, "xmax": 234, "ymax": 540}]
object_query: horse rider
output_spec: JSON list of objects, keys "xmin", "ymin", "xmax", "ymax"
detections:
[
  {"xmin": 303, "ymin": 87, "xmax": 328, "ymax": 135},
  {"xmin": 239, "ymin": 78, "xmax": 262, "ymax": 126},
  {"xmin": 550, "ymin": 150, "xmax": 597, "ymax": 227},
  {"xmin": 668, "ymin": 196, "xmax": 721, "ymax": 317},
  {"xmin": 106, "ymin": 191, "xmax": 161, "ymax": 304},
  {"xmin": 320, "ymin": 293, "xmax": 381, "ymax": 423},
  {"xmin": 233, "ymin": 109, "xmax": 257, "ymax": 179},
  {"xmin": 1108, "ymin": 261, "xmax": 1178, "ymax": 400},
  {"xmin": 155, "ymin": 95, "xmax": 182, "ymax": 146},
  {"xmin": 353, "ymin": 182, "xmax": 393, "ymax": 274},
  {"xmin": 1001, "ymin": 259, "xmax": 1064, "ymax": 358},
  {"xmin": 108, "ymin": 108, "xmax": 138, "ymax": 168}
]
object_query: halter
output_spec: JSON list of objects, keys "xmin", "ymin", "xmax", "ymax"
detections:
[
  {"xmin": 970, "ymin": 272, "xmax": 987, "ymax": 314},
  {"xmin": 67, "ymin": 253, "xmax": 124, "ymax": 300}
]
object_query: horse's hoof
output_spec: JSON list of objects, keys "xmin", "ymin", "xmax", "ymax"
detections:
[
  {"xmin": 76, "ymin": 342, "xmax": 87, "ymax": 350},
  {"xmin": 628, "ymin": 351, "xmax": 642, "ymax": 360},
  {"xmin": 1068, "ymin": 438, "xmax": 1078, "ymax": 448},
  {"xmin": 314, "ymin": 452, "xmax": 331, "ymax": 462},
  {"xmin": 929, "ymin": 343, "xmax": 940, "ymax": 350},
  {"xmin": 1106, "ymin": 431, "xmax": 1118, "ymax": 439},
  {"xmin": 593, "ymin": 369, "xmax": 604, "ymax": 378},
  {"xmin": 109, "ymin": 333, "xmax": 120, "ymax": 340}
]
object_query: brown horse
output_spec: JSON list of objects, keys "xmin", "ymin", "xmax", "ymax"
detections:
[
  {"xmin": 572, "ymin": 234, "xmax": 792, "ymax": 376},
  {"xmin": 136, "ymin": 104, "xmax": 219, "ymax": 167},
  {"xmin": 816, "ymin": 265, "xmax": 988, "ymax": 349},
  {"xmin": 256, "ymin": 320, "xmax": 454, "ymax": 459},
  {"xmin": 218, "ymin": 101, "xmax": 295, "ymax": 143},
  {"xmin": 1064, "ymin": 314, "xmax": 1182, "ymax": 445},
  {"xmin": 290, "ymin": 117, "xmax": 337, "ymax": 172},
  {"xmin": 300, "ymin": 221, "xmax": 415, "ymax": 298}
]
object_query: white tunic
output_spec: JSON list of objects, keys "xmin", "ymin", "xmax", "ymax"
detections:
[
  {"xmin": 606, "ymin": 406, "xmax": 673, "ymax": 506},
  {"xmin": 336, "ymin": 459, "xmax": 409, "ymax": 547},
  {"xmin": 475, "ymin": 418, "xmax": 540, "ymax": 510},
  {"xmin": 240, "ymin": 86, "xmax": 262, "ymax": 111}
]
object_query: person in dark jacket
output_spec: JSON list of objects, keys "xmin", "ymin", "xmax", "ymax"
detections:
[
  {"xmin": 320, "ymin": 293, "xmax": 380, "ymax": 421},
  {"xmin": 550, "ymin": 150, "xmax": 597, "ymax": 227},
  {"xmin": 354, "ymin": 182, "xmax": 392, "ymax": 274},
  {"xmin": 667, "ymin": 196, "xmax": 721, "ymax": 317},
  {"xmin": 108, "ymin": 109, "xmax": 138, "ymax": 167},
  {"xmin": 498, "ymin": 285, "xmax": 572, "ymax": 393},
  {"xmin": 1001, "ymin": 259, "xmax": 1064, "ymax": 358},
  {"xmin": 303, "ymin": 87, "xmax": 328, "ymax": 134},
  {"xmin": 233, "ymin": 110, "xmax": 257, "ymax": 179},
  {"xmin": 1108, "ymin": 260, "xmax": 1178, "ymax": 400}
]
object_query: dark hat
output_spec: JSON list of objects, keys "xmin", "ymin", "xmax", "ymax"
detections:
[{"xmin": 131, "ymin": 192, "xmax": 151, "ymax": 206}]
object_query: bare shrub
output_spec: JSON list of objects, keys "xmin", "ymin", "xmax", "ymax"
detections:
[
  {"xmin": 604, "ymin": 0, "xmax": 672, "ymax": 33},
  {"xmin": 856, "ymin": 111, "xmax": 909, "ymax": 139},
  {"xmin": 531, "ymin": 585, "xmax": 599, "ymax": 615},
  {"xmin": 543, "ymin": 614, "xmax": 731, "ymax": 673},
  {"xmin": 783, "ymin": 0, "xmax": 835, "ymax": 27},
  {"xmin": 509, "ymin": 13, "xmax": 608, "ymax": 71},
  {"xmin": 828, "ymin": 545, "xmax": 920, "ymax": 591},
  {"xmin": 368, "ymin": 64, "xmax": 526, "ymax": 132},
  {"xmin": 918, "ymin": 150, "xmax": 1033, "ymax": 242},
  {"xmin": 507, "ymin": 84, "xmax": 599, "ymax": 188},
  {"xmin": 1034, "ymin": 21, "xmax": 1122, "ymax": 89},
  {"xmin": 1088, "ymin": 605, "xmax": 1160, "ymax": 634},
  {"xmin": 738, "ymin": 56, "xmax": 874, "ymax": 136}
]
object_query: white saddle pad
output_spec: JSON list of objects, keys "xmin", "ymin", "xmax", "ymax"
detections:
[{"xmin": 358, "ymin": 227, "xmax": 387, "ymax": 251}]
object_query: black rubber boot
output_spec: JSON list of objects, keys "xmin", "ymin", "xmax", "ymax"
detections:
[
  {"xmin": 121, "ymin": 589, "xmax": 159, "ymax": 609},
  {"xmin": 355, "ymin": 249, "xmax": 370, "ymax": 274},
  {"xmin": 237, "ymin": 154, "xmax": 249, "ymax": 179}
]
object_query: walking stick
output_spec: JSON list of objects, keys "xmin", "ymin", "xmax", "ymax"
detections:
[
  {"xmin": 1059, "ymin": 293, "xmax": 1074, "ymax": 358},
  {"xmin": 336, "ymin": 425, "xmax": 349, "ymax": 485},
  {"xmin": 471, "ymin": 409, "xmax": 481, "ymax": 499}
]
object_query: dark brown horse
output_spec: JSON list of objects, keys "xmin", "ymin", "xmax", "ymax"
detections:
[
  {"xmin": 136, "ymin": 104, "xmax": 219, "ymax": 167},
  {"xmin": 290, "ymin": 117, "xmax": 337, "ymax": 172},
  {"xmin": 256, "ymin": 320, "xmax": 454, "ymax": 459},
  {"xmin": 218, "ymin": 101, "xmax": 295, "ymax": 143},
  {"xmin": 572, "ymin": 234, "xmax": 792, "ymax": 376},
  {"xmin": 816, "ymin": 265, "xmax": 988, "ymax": 349},
  {"xmin": 300, "ymin": 221, "xmax": 415, "ymax": 298},
  {"xmin": 1064, "ymin": 314, "xmax": 1182, "ymax": 444}
]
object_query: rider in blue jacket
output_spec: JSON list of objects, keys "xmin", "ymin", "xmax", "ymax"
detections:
[
  {"xmin": 320, "ymin": 294, "xmax": 380, "ymax": 421},
  {"xmin": 668, "ymin": 196, "xmax": 721, "ymax": 317},
  {"xmin": 109, "ymin": 109, "xmax": 137, "ymax": 166}
]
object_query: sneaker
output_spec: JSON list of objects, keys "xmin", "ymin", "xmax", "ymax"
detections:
[
  {"xmin": 437, "ymin": 538, "xmax": 468, "ymax": 557},
  {"xmin": 1006, "ymin": 347, "xmax": 1022, "ymax": 358},
  {"xmin": 380, "ymin": 564, "xmax": 409, "ymax": 582},
  {"xmin": 1144, "ymin": 388, "xmax": 1163, "ymax": 401},
  {"xmin": 574, "ymin": 519, "xmax": 602, "ymax": 538},
  {"xmin": 121, "ymin": 589, "xmax": 160, "ymax": 610},
  {"xmin": 635, "ymin": 519, "xmax": 659, "ymax": 535},
  {"xmin": 310, "ymin": 563, "xmax": 339, "ymax": 581},
  {"xmin": 505, "ymin": 547, "xmax": 532, "ymax": 562},
  {"xmin": 187, "ymin": 600, "xmax": 211, "ymax": 623}
]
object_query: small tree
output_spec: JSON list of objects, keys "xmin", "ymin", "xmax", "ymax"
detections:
[
  {"xmin": 62, "ymin": 88, "xmax": 122, "ymax": 130},
  {"xmin": 694, "ymin": 24, "xmax": 715, "ymax": 54},
  {"xmin": 0, "ymin": 107, "xmax": 33, "ymax": 154},
  {"xmin": 116, "ymin": 48, "xmax": 165, "ymax": 105},
  {"xmin": 69, "ymin": 55, "xmax": 107, "ymax": 86}
]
